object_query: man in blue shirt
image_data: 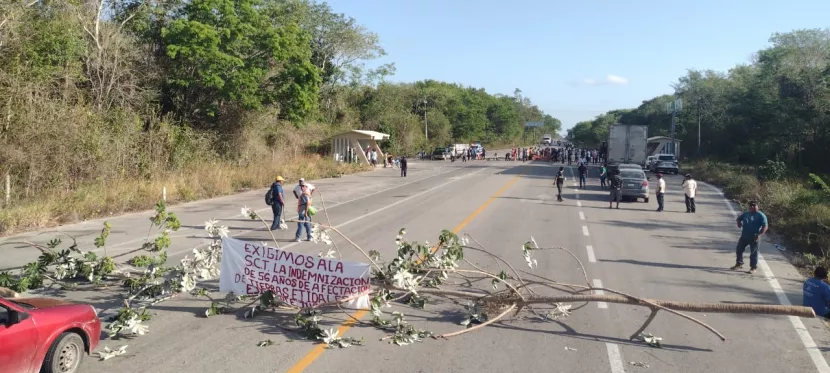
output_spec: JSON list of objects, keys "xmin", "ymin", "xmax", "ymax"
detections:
[
  {"xmin": 268, "ymin": 176, "xmax": 285, "ymax": 230},
  {"xmin": 730, "ymin": 200, "xmax": 768, "ymax": 274},
  {"xmin": 803, "ymin": 267, "xmax": 830, "ymax": 318}
]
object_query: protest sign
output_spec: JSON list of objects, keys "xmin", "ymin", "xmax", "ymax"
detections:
[{"xmin": 219, "ymin": 237, "xmax": 372, "ymax": 309}]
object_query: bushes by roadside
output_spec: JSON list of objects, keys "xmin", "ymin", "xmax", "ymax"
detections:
[
  {"xmin": 686, "ymin": 160, "xmax": 830, "ymax": 272},
  {"xmin": 0, "ymin": 154, "xmax": 366, "ymax": 237}
]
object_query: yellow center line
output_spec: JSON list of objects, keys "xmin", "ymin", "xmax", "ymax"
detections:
[{"xmin": 286, "ymin": 173, "xmax": 524, "ymax": 373}]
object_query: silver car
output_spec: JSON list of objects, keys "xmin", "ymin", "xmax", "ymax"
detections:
[{"xmin": 619, "ymin": 169, "xmax": 650, "ymax": 202}]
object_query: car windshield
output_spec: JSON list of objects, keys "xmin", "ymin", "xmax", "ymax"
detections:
[{"xmin": 620, "ymin": 171, "xmax": 645, "ymax": 179}]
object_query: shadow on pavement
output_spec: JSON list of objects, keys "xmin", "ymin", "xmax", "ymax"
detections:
[
  {"xmin": 599, "ymin": 258, "xmax": 729, "ymax": 272},
  {"xmin": 491, "ymin": 323, "xmax": 713, "ymax": 352}
]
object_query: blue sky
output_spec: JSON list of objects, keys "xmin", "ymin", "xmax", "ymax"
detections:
[{"xmin": 325, "ymin": 0, "xmax": 830, "ymax": 132}]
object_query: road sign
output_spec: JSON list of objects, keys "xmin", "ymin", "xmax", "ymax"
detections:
[{"xmin": 666, "ymin": 98, "xmax": 683, "ymax": 114}]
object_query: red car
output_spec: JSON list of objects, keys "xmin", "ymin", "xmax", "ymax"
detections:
[{"xmin": 0, "ymin": 297, "xmax": 101, "ymax": 373}]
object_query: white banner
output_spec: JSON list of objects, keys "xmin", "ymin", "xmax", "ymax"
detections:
[{"xmin": 219, "ymin": 237, "xmax": 372, "ymax": 309}]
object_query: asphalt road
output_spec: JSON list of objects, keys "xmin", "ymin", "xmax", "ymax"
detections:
[{"xmin": 2, "ymin": 155, "xmax": 829, "ymax": 373}]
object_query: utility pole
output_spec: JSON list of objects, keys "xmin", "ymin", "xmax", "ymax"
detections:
[
  {"xmin": 667, "ymin": 98, "xmax": 682, "ymax": 155},
  {"xmin": 697, "ymin": 99, "xmax": 701, "ymax": 156},
  {"xmin": 423, "ymin": 99, "xmax": 428, "ymax": 141}
]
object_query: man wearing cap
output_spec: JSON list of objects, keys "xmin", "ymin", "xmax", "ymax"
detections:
[
  {"xmin": 655, "ymin": 173, "xmax": 666, "ymax": 212},
  {"xmin": 730, "ymin": 201, "xmax": 768, "ymax": 274},
  {"xmin": 293, "ymin": 178, "xmax": 315, "ymax": 199},
  {"xmin": 681, "ymin": 173, "xmax": 697, "ymax": 213},
  {"xmin": 268, "ymin": 176, "xmax": 285, "ymax": 230}
]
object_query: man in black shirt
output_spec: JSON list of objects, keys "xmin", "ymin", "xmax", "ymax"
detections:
[
  {"xmin": 609, "ymin": 168, "xmax": 623, "ymax": 209},
  {"xmin": 578, "ymin": 163, "xmax": 587, "ymax": 189},
  {"xmin": 400, "ymin": 156, "xmax": 408, "ymax": 177},
  {"xmin": 554, "ymin": 167, "xmax": 565, "ymax": 202}
]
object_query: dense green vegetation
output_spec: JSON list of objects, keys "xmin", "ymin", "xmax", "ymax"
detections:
[
  {"xmin": 568, "ymin": 29, "xmax": 830, "ymax": 173},
  {"xmin": 0, "ymin": 0, "xmax": 559, "ymax": 235},
  {"xmin": 567, "ymin": 29, "xmax": 830, "ymax": 261}
]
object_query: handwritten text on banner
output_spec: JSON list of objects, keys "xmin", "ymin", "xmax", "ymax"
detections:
[{"xmin": 219, "ymin": 237, "xmax": 371, "ymax": 308}]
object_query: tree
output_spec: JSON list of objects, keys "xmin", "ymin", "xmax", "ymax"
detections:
[{"xmin": 160, "ymin": 0, "xmax": 321, "ymax": 125}]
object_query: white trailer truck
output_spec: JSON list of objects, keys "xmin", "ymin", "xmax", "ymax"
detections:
[{"xmin": 606, "ymin": 124, "xmax": 648, "ymax": 168}]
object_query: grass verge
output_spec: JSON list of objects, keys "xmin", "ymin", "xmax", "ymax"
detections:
[
  {"xmin": 0, "ymin": 155, "xmax": 368, "ymax": 237},
  {"xmin": 685, "ymin": 159, "xmax": 830, "ymax": 274}
]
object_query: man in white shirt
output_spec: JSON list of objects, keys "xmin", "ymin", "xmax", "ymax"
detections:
[
  {"xmin": 656, "ymin": 173, "xmax": 666, "ymax": 212},
  {"xmin": 370, "ymin": 149, "xmax": 378, "ymax": 168},
  {"xmin": 681, "ymin": 173, "xmax": 698, "ymax": 213},
  {"xmin": 293, "ymin": 178, "xmax": 315, "ymax": 199}
]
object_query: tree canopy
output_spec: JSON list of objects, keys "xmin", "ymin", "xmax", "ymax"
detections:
[
  {"xmin": 0, "ymin": 0, "xmax": 560, "ymax": 206},
  {"xmin": 567, "ymin": 28, "xmax": 830, "ymax": 173}
]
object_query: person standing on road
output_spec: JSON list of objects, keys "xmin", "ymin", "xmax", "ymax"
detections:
[
  {"xmin": 554, "ymin": 167, "xmax": 566, "ymax": 201},
  {"xmin": 656, "ymin": 173, "xmax": 666, "ymax": 212},
  {"xmin": 803, "ymin": 266, "xmax": 830, "ymax": 319},
  {"xmin": 609, "ymin": 168, "xmax": 622, "ymax": 209},
  {"xmin": 266, "ymin": 176, "xmax": 286, "ymax": 230},
  {"xmin": 730, "ymin": 201, "xmax": 768, "ymax": 274},
  {"xmin": 294, "ymin": 184, "xmax": 313, "ymax": 242},
  {"xmin": 578, "ymin": 162, "xmax": 587, "ymax": 189},
  {"xmin": 599, "ymin": 165, "xmax": 607, "ymax": 190},
  {"xmin": 293, "ymin": 178, "xmax": 315, "ymax": 199},
  {"xmin": 681, "ymin": 174, "xmax": 697, "ymax": 213},
  {"xmin": 400, "ymin": 156, "xmax": 408, "ymax": 177}
]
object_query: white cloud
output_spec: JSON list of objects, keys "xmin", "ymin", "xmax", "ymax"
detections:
[
  {"xmin": 605, "ymin": 74, "xmax": 628, "ymax": 85},
  {"xmin": 575, "ymin": 74, "xmax": 629, "ymax": 86}
]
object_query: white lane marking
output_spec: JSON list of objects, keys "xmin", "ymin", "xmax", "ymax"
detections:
[
  {"xmin": 586, "ymin": 245, "xmax": 596, "ymax": 263},
  {"xmin": 593, "ymin": 279, "xmax": 608, "ymax": 308},
  {"xmin": 84, "ymin": 165, "xmax": 460, "ymax": 252},
  {"xmin": 704, "ymin": 181, "xmax": 830, "ymax": 373},
  {"xmin": 582, "ymin": 226, "xmax": 590, "ymax": 236},
  {"xmin": 605, "ymin": 343, "xmax": 625, "ymax": 373},
  {"xmin": 577, "ymin": 201, "xmax": 582, "ymax": 207},
  {"xmin": 168, "ymin": 167, "xmax": 491, "ymax": 257},
  {"xmin": 579, "ymin": 211, "xmax": 585, "ymax": 220}
]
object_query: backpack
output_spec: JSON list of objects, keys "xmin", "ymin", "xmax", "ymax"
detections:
[{"xmin": 265, "ymin": 185, "xmax": 274, "ymax": 206}]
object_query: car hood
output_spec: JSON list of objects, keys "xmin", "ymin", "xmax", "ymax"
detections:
[{"xmin": 14, "ymin": 297, "xmax": 74, "ymax": 309}]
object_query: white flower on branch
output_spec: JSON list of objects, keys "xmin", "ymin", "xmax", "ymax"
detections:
[
  {"xmin": 530, "ymin": 236, "xmax": 539, "ymax": 249},
  {"xmin": 318, "ymin": 248, "xmax": 336, "ymax": 259},
  {"xmin": 241, "ymin": 206, "xmax": 258, "ymax": 220},
  {"xmin": 126, "ymin": 316, "xmax": 149, "ymax": 335},
  {"xmin": 311, "ymin": 225, "xmax": 333, "ymax": 245},
  {"xmin": 637, "ymin": 332, "xmax": 663, "ymax": 348},
  {"xmin": 204, "ymin": 219, "xmax": 229, "ymax": 238},
  {"xmin": 392, "ymin": 270, "xmax": 421, "ymax": 294},
  {"xmin": 96, "ymin": 345, "xmax": 128, "ymax": 361},
  {"xmin": 522, "ymin": 241, "xmax": 538, "ymax": 269},
  {"xmin": 321, "ymin": 328, "xmax": 340, "ymax": 345},
  {"xmin": 548, "ymin": 303, "xmax": 572, "ymax": 320}
]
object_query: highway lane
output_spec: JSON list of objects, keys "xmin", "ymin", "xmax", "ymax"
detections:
[{"xmin": 3, "ymin": 157, "xmax": 829, "ymax": 373}]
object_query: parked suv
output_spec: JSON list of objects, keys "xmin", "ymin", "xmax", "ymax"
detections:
[{"xmin": 650, "ymin": 154, "xmax": 679, "ymax": 174}]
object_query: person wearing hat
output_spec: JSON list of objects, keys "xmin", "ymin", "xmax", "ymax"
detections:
[
  {"xmin": 293, "ymin": 178, "xmax": 316, "ymax": 199},
  {"xmin": 655, "ymin": 173, "xmax": 666, "ymax": 212},
  {"xmin": 681, "ymin": 173, "xmax": 697, "ymax": 213},
  {"xmin": 731, "ymin": 200, "xmax": 768, "ymax": 274},
  {"xmin": 294, "ymin": 184, "xmax": 313, "ymax": 242},
  {"xmin": 267, "ymin": 176, "xmax": 285, "ymax": 230}
]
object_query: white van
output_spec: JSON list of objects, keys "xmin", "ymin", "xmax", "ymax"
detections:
[{"xmin": 542, "ymin": 134, "xmax": 552, "ymax": 145}]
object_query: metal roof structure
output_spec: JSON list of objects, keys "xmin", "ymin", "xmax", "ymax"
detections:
[{"xmin": 335, "ymin": 129, "xmax": 390, "ymax": 140}]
